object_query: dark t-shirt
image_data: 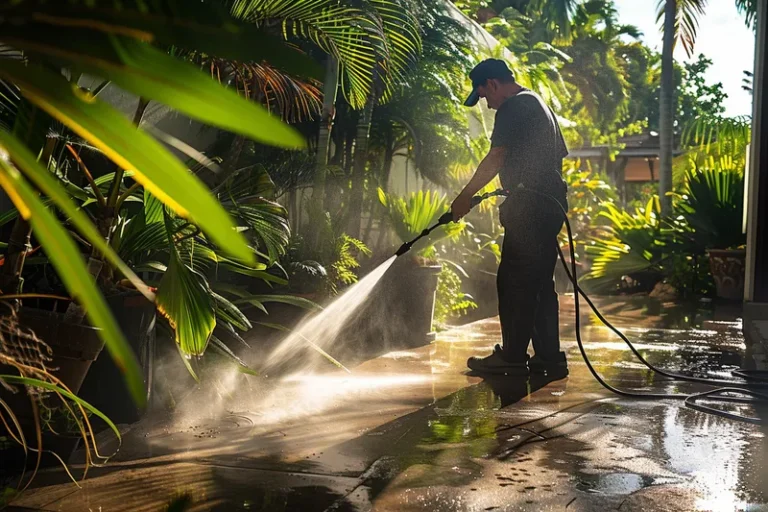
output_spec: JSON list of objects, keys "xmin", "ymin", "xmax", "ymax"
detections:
[{"xmin": 490, "ymin": 89, "xmax": 568, "ymax": 198}]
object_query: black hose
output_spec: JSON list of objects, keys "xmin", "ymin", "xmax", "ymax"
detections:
[{"xmin": 513, "ymin": 185, "xmax": 768, "ymax": 424}]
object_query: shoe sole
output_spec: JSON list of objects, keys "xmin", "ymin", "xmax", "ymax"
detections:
[{"xmin": 467, "ymin": 365, "xmax": 530, "ymax": 376}]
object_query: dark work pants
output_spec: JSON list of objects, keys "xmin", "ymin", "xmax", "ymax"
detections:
[{"xmin": 497, "ymin": 192, "xmax": 565, "ymax": 362}]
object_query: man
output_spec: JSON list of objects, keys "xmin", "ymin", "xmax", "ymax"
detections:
[{"xmin": 451, "ymin": 58, "xmax": 569, "ymax": 377}]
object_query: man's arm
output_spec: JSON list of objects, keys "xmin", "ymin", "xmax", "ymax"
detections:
[{"xmin": 450, "ymin": 146, "xmax": 505, "ymax": 221}]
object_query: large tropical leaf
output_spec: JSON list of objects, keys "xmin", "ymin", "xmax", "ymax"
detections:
[
  {"xmin": 0, "ymin": 159, "xmax": 144, "ymax": 406},
  {"xmin": 230, "ymin": 0, "xmax": 378, "ymax": 109},
  {"xmin": 0, "ymin": 60, "xmax": 255, "ymax": 264},
  {"xmin": 378, "ymin": 188, "xmax": 465, "ymax": 253},
  {"xmin": 680, "ymin": 167, "xmax": 746, "ymax": 250},
  {"xmin": 2, "ymin": 30, "xmax": 307, "ymax": 149},
  {"xmin": 734, "ymin": 0, "xmax": 757, "ymax": 28},
  {"xmin": 234, "ymin": 294, "xmax": 321, "ymax": 311},
  {"xmin": 367, "ymin": 0, "xmax": 422, "ymax": 101},
  {"xmin": 225, "ymin": 61, "xmax": 324, "ymax": 122},
  {"xmin": 682, "ymin": 115, "xmax": 752, "ymax": 156},
  {"xmin": 155, "ymin": 242, "xmax": 217, "ymax": 357},
  {"xmin": 212, "ymin": 292, "xmax": 252, "ymax": 332},
  {"xmin": 114, "ymin": 220, "xmax": 169, "ymax": 262},
  {"xmin": 0, "ymin": 1, "xmax": 323, "ymax": 80},
  {"xmin": 219, "ymin": 167, "xmax": 291, "ymax": 263}
]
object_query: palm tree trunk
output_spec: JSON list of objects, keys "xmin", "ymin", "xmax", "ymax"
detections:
[
  {"xmin": 312, "ymin": 57, "xmax": 339, "ymax": 214},
  {"xmin": 347, "ymin": 97, "xmax": 374, "ymax": 238},
  {"xmin": 659, "ymin": 0, "xmax": 676, "ymax": 215},
  {"xmin": 309, "ymin": 57, "xmax": 339, "ymax": 251}
]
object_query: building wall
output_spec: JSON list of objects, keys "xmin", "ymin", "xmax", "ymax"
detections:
[{"xmin": 745, "ymin": 0, "xmax": 768, "ymax": 303}]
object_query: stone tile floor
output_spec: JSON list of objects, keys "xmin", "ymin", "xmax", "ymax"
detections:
[{"xmin": 6, "ymin": 296, "xmax": 768, "ymax": 511}]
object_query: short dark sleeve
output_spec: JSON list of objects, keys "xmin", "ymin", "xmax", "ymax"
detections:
[{"xmin": 490, "ymin": 97, "xmax": 539, "ymax": 152}]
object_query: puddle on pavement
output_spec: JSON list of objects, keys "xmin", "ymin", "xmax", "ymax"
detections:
[
  {"xmin": 403, "ymin": 313, "xmax": 768, "ymax": 510},
  {"xmin": 16, "ymin": 297, "xmax": 768, "ymax": 512},
  {"xmin": 575, "ymin": 472, "xmax": 655, "ymax": 494}
]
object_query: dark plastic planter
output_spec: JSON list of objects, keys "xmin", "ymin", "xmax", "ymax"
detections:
[
  {"xmin": 77, "ymin": 293, "xmax": 156, "ymax": 424},
  {"xmin": 342, "ymin": 257, "xmax": 441, "ymax": 359},
  {"xmin": 0, "ymin": 308, "xmax": 105, "ymax": 477},
  {"xmin": 0, "ymin": 293, "xmax": 155, "ymax": 478},
  {"xmin": 16, "ymin": 308, "xmax": 105, "ymax": 394}
]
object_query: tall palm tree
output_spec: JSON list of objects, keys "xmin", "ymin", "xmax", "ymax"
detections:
[
  {"xmin": 656, "ymin": 0, "xmax": 756, "ymax": 214},
  {"xmin": 658, "ymin": 0, "xmax": 703, "ymax": 214},
  {"xmin": 200, "ymin": 0, "xmax": 421, "ymax": 246}
]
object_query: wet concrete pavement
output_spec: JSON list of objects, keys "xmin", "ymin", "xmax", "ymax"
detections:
[{"xmin": 8, "ymin": 297, "xmax": 768, "ymax": 511}]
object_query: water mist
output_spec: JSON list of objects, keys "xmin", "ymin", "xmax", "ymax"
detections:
[{"xmin": 262, "ymin": 256, "xmax": 398, "ymax": 372}]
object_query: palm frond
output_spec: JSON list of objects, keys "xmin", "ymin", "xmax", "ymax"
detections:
[
  {"xmin": 230, "ymin": 0, "xmax": 383, "ymax": 109},
  {"xmin": 366, "ymin": 0, "xmax": 422, "ymax": 102},
  {"xmin": 734, "ymin": 0, "xmax": 757, "ymax": 29},
  {"xmin": 656, "ymin": 0, "xmax": 707, "ymax": 58},
  {"xmin": 682, "ymin": 115, "xmax": 752, "ymax": 156}
]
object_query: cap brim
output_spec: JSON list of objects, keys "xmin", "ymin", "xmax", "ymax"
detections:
[{"xmin": 463, "ymin": 88, "xmax": 480, "ymax": 107}]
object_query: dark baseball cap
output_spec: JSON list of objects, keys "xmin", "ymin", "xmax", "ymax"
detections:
[{"xmin": 463, "ymin": 58, "xmax": 516, "ymax": 107}]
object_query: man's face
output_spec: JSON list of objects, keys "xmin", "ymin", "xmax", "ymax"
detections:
[{"xmin": 476, "ymin": 79, "xmax": 505, "ymax": 110}]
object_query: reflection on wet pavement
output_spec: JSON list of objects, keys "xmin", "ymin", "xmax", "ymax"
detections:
[{"xmin": 9, "ymin": 297, "xmax": 768, "ymax": 511}]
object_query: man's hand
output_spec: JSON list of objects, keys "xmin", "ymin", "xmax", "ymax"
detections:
[{"xmin": 450, "ymin": 193, "xmax": 472, "ymax": 222}]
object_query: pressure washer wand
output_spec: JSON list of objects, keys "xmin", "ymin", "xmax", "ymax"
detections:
[{"xmin": 394, "ymin": 189, "xmax": 510, "ymax": 257}]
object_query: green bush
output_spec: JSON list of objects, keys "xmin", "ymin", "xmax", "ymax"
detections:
[{"xmin": 434, "ymin": 265, "xmax": 477, "ymax": 325}]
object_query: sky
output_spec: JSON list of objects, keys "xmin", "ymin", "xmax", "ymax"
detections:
[{"xmin": 613, "ymin": 0, "xmax": 756, "ymax": 117}]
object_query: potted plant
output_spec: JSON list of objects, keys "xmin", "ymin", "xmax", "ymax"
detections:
[
  {"xmin": 368, "ymin": 188, "xmax": 466, "ymax": 346},
  {"xmin": 678, "ymin": 167, "xmax": 747, "ymax": 301},
  {"xmin": 0, "ymin": 1, "xmax": 314, "ymax": 439},
  {"xmin": 0, "ymin": 308, "xmax": 122, "ymax": 484}
]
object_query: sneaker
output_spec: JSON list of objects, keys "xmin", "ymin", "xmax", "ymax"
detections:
[
  {"xmin": 528, "ymin": 351, "xmax": 568, "ymax": 377},
  {"xmin": 467, "ymin": 345, "xmax": 529, "ymax": 376}
]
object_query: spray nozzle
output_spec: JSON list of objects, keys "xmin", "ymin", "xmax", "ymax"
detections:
[{"xmin": 394, "ymin": 188, "xmax": 510, "ymax": 258}]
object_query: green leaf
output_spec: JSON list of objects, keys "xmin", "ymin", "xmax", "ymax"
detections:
[
  {"xmin": 212, "ymin": 292, "xmax": 252, "ymax": 332},
  {"xmin": 115, "ymin": 220, "xmax": 168, "ymax": 261},
  {"xmin": 0, "ymin": 374, "xmax": 122, "ymax": 444},
  {"xmin": 0, "ymin": 60, "xmax": 256, "ymax": 264},
  {"xmin": 255, "ymin": 321, "xmax": 290, "ymax": 332},
  {"xmin": 235, "ymin": 294, "xmax": 321, "ymax": 311},
  {"xmin": 0, "ymin": 161, "xmax": 144, "ymax": 407},
  {"xmin": 175, "ymin": 342, "xmax": 199, "ymax": 383},
  {"xmin": 0, "ymin": 130, "xmax": 154, "ymax": 301},
  {"xmin": 210, "ymin": 335, "xmax": 253, "ymax": 372},
  {"xmin": 5, "ymin": 32, "xmax": 306, "ymax": 149},
  {"xmin": 144, "ymin": 189, "xmax": 163, "ymax": 224},
  {"xmin": 156, "ymin": 245, "xmax": 217, "ymax": 356},
  {"xmin": 0, "ymin": 3, "xmax": 323, "ymax": 80},
  {"xmin": 240, "ymin": 297, "xmax": 268, "ymax": 315}
]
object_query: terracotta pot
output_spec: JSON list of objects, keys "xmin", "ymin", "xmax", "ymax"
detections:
[{"xmin": 708, "ymin": 249, "xmax": 746, "ymax": 301}]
